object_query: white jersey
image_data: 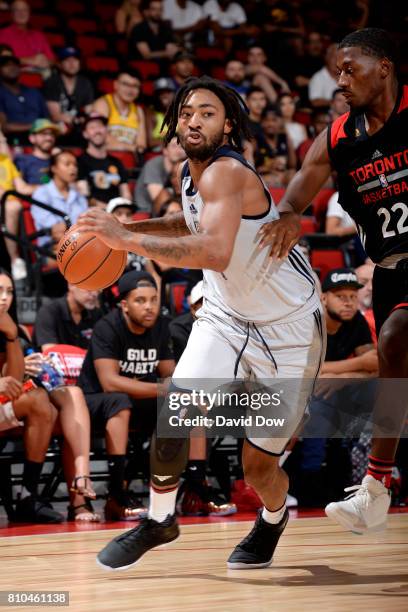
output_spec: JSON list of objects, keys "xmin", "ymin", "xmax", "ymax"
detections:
[{"xmin": 181, "ymin": 146, "xmax": 320, "ymax": 324}]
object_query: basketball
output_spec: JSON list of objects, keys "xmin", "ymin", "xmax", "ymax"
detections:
[{"xmin": 56, "ymin": 225, "xmax": 127, "ymax": 290}]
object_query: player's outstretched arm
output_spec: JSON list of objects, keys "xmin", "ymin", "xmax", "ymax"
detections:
[
  {"xmin": 77, "ymin": 162, "xmax": 244, "ymax": 270},
  {"xmin": 259, "ymin": 129, "xmax": 332, "ymax": 259}
]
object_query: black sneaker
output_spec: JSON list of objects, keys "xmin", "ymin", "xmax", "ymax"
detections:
[
  {"xmin": 96, "ymin": 514, "xmax": 179, "ymax": 571},
  {"xmin": 227, "ymin": 508, "xmax": 289, "ymax": 569},
  {"xmin": 13, "ymin": 495, "xmax": 64, "ymax": 524}
]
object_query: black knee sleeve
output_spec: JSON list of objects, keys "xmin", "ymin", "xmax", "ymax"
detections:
[{"xmin": 150, "ymin": 432, "xmax": 190, "ymax": 488}]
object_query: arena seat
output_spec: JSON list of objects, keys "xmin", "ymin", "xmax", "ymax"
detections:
[
  {"xmin": 211, "ymin": 66, "xmax": 225, "ymax": 80},
  {"xmin": 310, "ymin": 248, "xmax": 345, "ymax": 280},
  {"xmin": 97, "ymin": 76, "xmax": 114, "ymax": 94},
  {"xmin": 130, "ymin": 60, "xmax": 160, "ymax": 80},
  {"xmin": 19, "ymin": 72, "xmax": 43, "ymax": 88},
  {"xmin": 312, "ymin": 188, "xmax": 336, "ymax": 229},
  {"xmin": 68, "ymin": 18, "xmax": 99, "ymax": 34},
  {"xmin": 76, "ymin": 35, "xmax": 107, "ymax": 56},
  {"xmin": 86, "ymin": 56, "xmax": 119, "ymax": 73},
  {"xmin": 56, "ymin": 1, "xmax": 86, "ymax": 15},
  {"xmin": 107, "ymin": 150, "xmax": 137, "ymax": 170},
  {"xmin": 44, "ymin": 32, "xmax": 66, "ymax": 48},
  {"xmin": 195, "ymin": 47, "xmax": 225, "ymax": 61},
  {"xmin": 300, "ymin": 216, "xmax": 317, "ymax": 235},
  {"xmin": 142, "ymin": 81, "xmax": 154, "ymax": 97},
  {"xmin": 168, "ymin": 282, "xmax": 188, "ymax": 315},
  {"xmin": 132, "ymin": 212, "xmax": 151, "ymax": 221},
  {"xmin": 269, "ymin": 187, "xmax": 286, "ymax": 204},
  {"xmin": 30, "ymin": 15, "xmax": 59, "ymax": 30},
  {"xmin": 98, "ymin": 5, "xmax": 117, "ymax": 22}
]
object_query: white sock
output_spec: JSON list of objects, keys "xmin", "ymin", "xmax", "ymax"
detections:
[
  {"xmin": 148, "ymin": 486, "xmax": 178, "ymax": 523},
  {"xmin": 278, "ymin": 450, "xmax": 291, "ymax": 467},
  {"xmin": 262, "ymin": 502, "xmax": 286, "ymax": 525}
]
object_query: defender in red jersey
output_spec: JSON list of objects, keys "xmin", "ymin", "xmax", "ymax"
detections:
[{"xmin": 260, "ymin": 28, "xmax": 407, "ymax": 533}]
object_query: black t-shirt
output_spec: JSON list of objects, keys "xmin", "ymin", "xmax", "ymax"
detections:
[
  {"xmin": 169, "ymin": 312, "xmax": 194, "ymax": 362},
  {"xmin": 79, "ymin": 309, "xmax": 174, "ymax": 393},
  {"xmin": 33, "ymin": 296, "xmax": 103, "ymax": 350},
  {"xmin": 129, "ymin": 20, "xmax": 174, "ymax": 58},
  {"xmin": 77, "ymin": 153, "xmax": 129, "ymax": 204},
  {"xmin": 325, "ymin": 311, "xmax": 373, "ymax": 362},
  {"xmin": 43, "ymin": 72, "xmax": 94, "ymax": 117}
]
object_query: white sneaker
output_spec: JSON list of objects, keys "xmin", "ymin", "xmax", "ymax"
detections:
[
  {"xmin": 325, "ymin": 475, "xmax": 390, "ymax": 534},
  {"xmin": 11, "ymin": 257, "xmax": 27, "ymax": 281}
]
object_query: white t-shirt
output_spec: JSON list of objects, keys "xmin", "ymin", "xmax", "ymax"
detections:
[
  {"xmin": 327, "ymin": 191, "xmax": 355, "ymax": 229},
  {"xmin": 308, "ymin": 66, "xmax": 337, "ymax": 102},
  {"xmin": 163, "ymin": 0, "xmax": 204, "ymax": 29},
  {"xmin": 203, "ymin": 0, "xmax": 246, "ymax": 28},
  {"xmin": 285, "ymin": 122, "xmax": 307, "ymax": 150}
]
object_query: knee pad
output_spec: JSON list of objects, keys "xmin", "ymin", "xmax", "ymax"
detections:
[{"xmin": 150, "ymin": 432, "xmax": 190, "ymax": 488}]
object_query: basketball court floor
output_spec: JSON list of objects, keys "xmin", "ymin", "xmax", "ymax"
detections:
[{"xmin": 1, "ymin": 509, "xmax": 407, "ymax": 611}]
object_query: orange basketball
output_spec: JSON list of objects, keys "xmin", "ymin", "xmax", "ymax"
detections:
[{"xmin": 56, "ymin": 225, "xmax": 127, "ymax": 290}]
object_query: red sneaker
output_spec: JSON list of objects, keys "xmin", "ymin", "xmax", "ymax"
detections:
[{"xmin": 231, "ymin": 479, "xmax": 262, "ymax": 512}]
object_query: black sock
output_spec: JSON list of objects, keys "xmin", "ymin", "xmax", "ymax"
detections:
[
  {"xmin": 108, "ymin": 455, "xmax": 126, "ymax": 497},
  {"xmin": 185, "ymin": 460, "xmax": 207, "ymax": 483},
  {"xmin": 22, "ymin": 460, "xmax": 43, "ymax": 496}
]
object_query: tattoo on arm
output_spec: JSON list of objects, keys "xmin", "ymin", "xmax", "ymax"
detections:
[
  {"xmin": 140, "ymin": 236, "xmax": 193, "ymax": 261},
  {"xmin": 125, "ymin": 212, "xmax": 189, "ymax": 237}
]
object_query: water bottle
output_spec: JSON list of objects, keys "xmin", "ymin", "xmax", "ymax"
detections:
[{"xmin": 25, "ymin": 348, "xmax": 65, "ymax": 392}]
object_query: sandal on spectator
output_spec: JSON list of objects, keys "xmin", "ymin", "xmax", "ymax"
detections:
[
  {"xmin": 67, "ymin": 501, "xmax": 101, "ymax": 522},
  {"xmin": 70, "ymin": 476, "xmax": 96, "ymax": 499}
]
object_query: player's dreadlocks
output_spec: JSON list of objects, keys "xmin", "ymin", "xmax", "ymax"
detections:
[
  {"xmin": 338, "ymin": 28, "xmax": 399, "ymax": 66},
  {"xmin": 162, "ymin": 76, "xmax": 252, "ymax": 152}
]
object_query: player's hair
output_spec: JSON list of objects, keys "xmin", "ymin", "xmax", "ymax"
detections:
[
  {"xmin": 338, "ymin": 28, "xmax": 399, "ymax": 65},
  {"xmin": 162, "ymin": 76, "xmax": 252, "ymax": 152}
]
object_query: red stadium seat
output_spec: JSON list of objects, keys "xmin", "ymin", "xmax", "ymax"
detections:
[
  {"xmin": 130, "ymin": 60, "xmax": 160, "ymax": 80},
  {"xmin": 141, "ymin": 81, "xmax": 154, "ymax": 97},
  {"xmin": 76, "ymin": 36, "xmax": 107, "ymax": 56},
  {"xmin": 19, "ymin": 72, "xmax": 43, "ymax": 88},
  {"xmin": 211, "ymin": 66, "xmax": 225, "ymax": 80},
  {"xmin": 132, "ymin": 212, "xmax": 151, "ymax": 221},
  {"xmin": 86, "ymin": 56, "xmax": 119, "ymax": 73},
  {"xmin": 107, "ymin": 150, "xmax": 137, "ymax": 170},
  {"xmin": 234, "ymin": 50, "xmax": 247, "ymax": 63},
  {"xmin": 0, "ymin": 11, "xmax": 10, "ymax": 25},
  {"xmin": 98, "ymin": 5, "xmax": 117, "ymax": 21},
  {"xmin": 56, "ymin": 1, "xmax": 86, "ymax": 15},
  {"xmin": 97, "ymin": 76, "xmax": 114, "ymax": 94},
  {"xmin": 116, "ymin": 39, "xmax": 128, "ymax": 57},
  {"xmin": 168, "ymin": 282, "xmax": 187, "ymax": 315},
  {"xmin": 30, "ymin": 15, "xmax": 59, "ymax": 30},
  {"xmin": 44, "ymin": 32, "xmax": 66, "ymax": 48},
  {"xmin": 300, "ymin": 216, "xmax": 317, "ymax": 235},
  {"xmin": 269, "ymin": 187, "xmax": 286, "ymax": 204},
  {"xmin": 311, "ymin": 249, "xmax": 345, "ymax": 281},
  {"xmin": 195, "ymin": 47, "xmax": 225, "ymax": 61},
  {"xmin": 68, "ymin": 18, "xmax": 98, "ymax": 34},
  {"xmin": 312, "ymin": 188, "xmax": 336, "ymax": 229}
]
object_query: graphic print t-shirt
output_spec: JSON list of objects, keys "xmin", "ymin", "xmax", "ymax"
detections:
[{"xmin": 79, "ymin": 308, "xmax": 174, "ymax": 393}]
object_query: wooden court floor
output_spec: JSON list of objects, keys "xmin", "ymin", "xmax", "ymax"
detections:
[{"xmin": 1, "ymin": 514, "xmax": 407, "ymax": 612}]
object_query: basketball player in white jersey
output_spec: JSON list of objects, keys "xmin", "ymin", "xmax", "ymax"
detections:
[{"xmin": 78, "ymin": 76, "xmax": 325, "ymax": 571}]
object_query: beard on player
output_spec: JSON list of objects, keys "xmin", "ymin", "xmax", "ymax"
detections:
[{"xmin": 178, "ymin": 128, "xmax": 225, "ymax": 162}]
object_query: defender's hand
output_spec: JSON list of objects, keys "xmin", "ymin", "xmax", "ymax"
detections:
[{"xmin": 258, "ymin": 212, "xmax": 301, "ymax": 259}]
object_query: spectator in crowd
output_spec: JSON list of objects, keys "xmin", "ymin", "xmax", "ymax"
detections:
[
  {"xmin": 169, "ymin": 279, "xmax": 203, "ymax": 362},
  {"xmin": 245, "ymin": 85, "xmax": 267, "ymax": 140},
  {"xmin": 0, "ymin": 55, "xmax": 49, "ymax": 140},
  {"xmin": 223, "ymin": 60, "xmax": 249, "ymax": 97},
  {"xmin": 92, "ymin": 68, "xmax": 146, "ymax": 154},
  {"xmin": 0, "ymin": 267, "xmax": 62, "ymax": 523},
  {"xmin": 245, "ymin": 45, "xmax": 290, "ymax": 104},
  {"xmin": 171, "ymin": 50, "xmax": 197, "ymax": 89},
  {"xmin": 308, "ymin": 43, "xmax": 338, "ymax": 108},
  {"xmin": 256, "ymin": 0, "xmax": 305, "ymax": 51},
  {"xmin": 297, "ymin": 108, "xmax": 330, "ymax": 166},
  {"xmin": 325, "ymin": 191, "xmax": 356, "ymax": 237},
  {"xmin": 0, "ymin": 43, "xmax": 14, "ymax": 58},
  {"xmin": 278, "ymin": 93, "xmax": 308, "ymax": 150},
  {"xmin": 135, "ymin": 136, "xmax": 185, "ymax": 214},
  {"xmin": 115, "ymin": 0, "xmax": 143, "ymax": 37},
  {"xmin": 14, "ymin": 118, "xmax": 58, "ymax": 185},
  {"xmin": 254, "ymin": 106, "xmax": 296, "ymax": 187},
  {"xmin": 31, "ymin": 150, "xmax": 88, "ymax": 249},
  {"xmin": 129, "ymin": 0, "xmax": 179, "ymax": 63},
  {"xmin": 355, "ymin": 262, "xmax": 376, "ymax": 344},
  {"xmin": 300, "ymin": 268, "xmax": 378, "ymax": 505},
  {"xmin": 34, "ymin": 284, "xmax": 102, "ymax": 351},
  {"xmin": 330, "ymin": 88, "xmax": 349, "ymax": 121},
  {"xmin": 79, "ymin": 270, "xmax": 175, "ymax": 520},
  {"xmin": 77, "ymin": 113, "xmax": 132, "ymax": 208},
  {"xmin": 42, "ymin": 47, "xmax": 94, "ymax": 140},
  {"xmin": 163, "ymin": 0, "xmax": 207, "ymax": 47},
  {"xmin": 0, "ymin": 1, "xmax": 54, "ymax": 74},
  {"xmin": 106, "ymin": 197, "xmax": 150, "ymax": 274},
  {"xmin": 293, "ymin": 31, "xmax": 325, "ymax": 105},
  {"xmin": 203, "ymin": 0, "xmax": 256, "ymax": 53},
  {"xmin": 145, "ymin": 77, "xmax": 176, "ymax": 149},
  {"xmin": 0, "ymin": 144, "xmax": 35, "ymax": 281}
]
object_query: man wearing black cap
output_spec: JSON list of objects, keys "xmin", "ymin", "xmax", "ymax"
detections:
[
  {"xmin": 43, "ymin": 47, "xmax": 94, "ymax": 134},
  {"xmin": 79, "ymin": 270, "xmax": 175, "ymax": 520},
  {"xmin": 0, "ymin": 55, "xmax": 48, "ymax": 138},
  {"xmin": 77, "ymin": 113, "xmax": 132, "ymax": 208},
  {"xmin": 171, "ymin": 50, "xmax": 197, "ymax": 89},
  {"xmin": 299, "ymin": 268, "xmax": 378, "ymax": 505}
]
